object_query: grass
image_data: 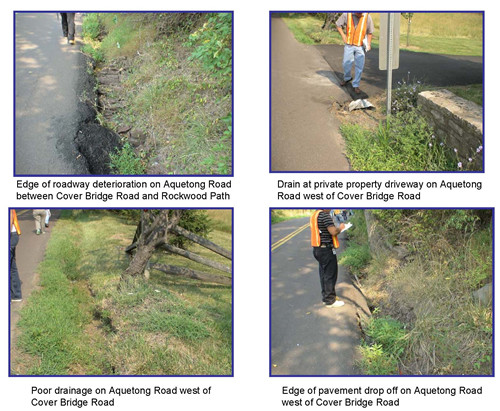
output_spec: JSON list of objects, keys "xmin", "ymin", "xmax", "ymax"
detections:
[
  {"xmin": 343, "ymin": 210, "xmax": 492, "ymax": 375},
  {"xmin": 439, "ymin": 84, "xmax": 483, "ymax": 106},
  {"xmin": 271, "ymin": 209, "xmax": 312, "ymax": 224},
  {"xmin": 13, "ymin": 210, "xmax": 232, "ymax": 375},
  {"xmin": 81, "ymin": 13, "xmax": 232, "ymax": 175},
  {"xmin": 282, "ymin": 13, "xmax": 483, "ymax": 56}
]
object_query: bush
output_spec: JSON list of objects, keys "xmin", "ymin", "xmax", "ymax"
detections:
[
  {"xmin": 187, "ymin": 13, "xmax": 232, "ymax": 83},
  {"xmin": 82, "ymin": 13, "xmax": 102, "ymax": 41},
  {"xmin": 109, "ymin": 142, "xmax": 146, "ymax": 175}
]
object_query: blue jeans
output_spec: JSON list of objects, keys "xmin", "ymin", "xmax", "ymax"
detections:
[
  {"xmin": 10, "ymin": 232, "xmax": 22, "ymax": 300},
  {"xmin": 342, "ymin": 45, "xmax": 365, "ymax": 88}
]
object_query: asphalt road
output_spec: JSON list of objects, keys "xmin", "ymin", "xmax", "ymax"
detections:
[
  {"xmin": 271, "ymin": 217, "xmax": 370, "ymax": 376},
  {"xmin": 15, "ymin": 13, "xmax": 89, "ymax": 175},
  {"xmin": 316, "ymin": 44, "xmax": 483, "ymax": 100},
  {"xmin": 271, "ymin": 17, "xmax": 351, "ymax": 172}
]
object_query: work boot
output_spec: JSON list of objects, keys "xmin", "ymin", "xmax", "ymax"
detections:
[{"xmin": 36, "ymin": 229, "xmax": 41, "ymax": 235}]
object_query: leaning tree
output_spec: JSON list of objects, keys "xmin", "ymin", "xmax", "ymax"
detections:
[{"xmin": 123, "ymin": 209, "xmax": 231, "ymax": 285}]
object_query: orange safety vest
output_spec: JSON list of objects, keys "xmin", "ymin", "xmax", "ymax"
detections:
[
  {"xmin": 346, "ymin": 13, "xmax": 369, "ymax": 46},
  {"xmin": 310, "ymin": 210, "xmax": 339, "ymax": 248},
  {"xmin": 11, "ymin": 210, "xmax": 21, "ymax": 235}
]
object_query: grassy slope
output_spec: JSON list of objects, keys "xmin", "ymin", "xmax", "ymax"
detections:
[
  {"xmin": 271, "ymin": 209, "xmax": 313, "ymax": 224},
  {"xmin": 14, "ymin": 210, "xmax": 232, "ymax": 375},
  {"xmin": 83, "ymin": 13, "xmax": 232, "ymax": 175},
  {"xmin": 282, "ymin": 13, "xmax": 483, "ymax": 56},
  {"xmin": 339, "ymin": 210, "xmax": 492, "ymax": 375}
]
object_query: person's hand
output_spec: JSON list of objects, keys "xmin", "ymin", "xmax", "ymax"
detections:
[
  {"xmin": 366, "ymin": 43, "xmax": 371, "ymax": 52},
  {"xmin": 339, "ymin": 223, "xmax": 346, "ymax": 232}
]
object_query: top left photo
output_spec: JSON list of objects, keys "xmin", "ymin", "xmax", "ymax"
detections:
[{"xmin": 14, "ymin": 12, "xmax": 233, "ymax": 176}]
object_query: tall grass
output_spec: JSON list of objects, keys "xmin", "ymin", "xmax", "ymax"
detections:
[
  {"xmin": 342, "ymin": 209, "xmax": 492, "ymax": 375},
  {"xmin": 14, "ymin": 210, "xmax": 232, "ymax": 375},
  {"xmin": 271, "ymin": 209, "xmax": 313, "ymax": 224}
]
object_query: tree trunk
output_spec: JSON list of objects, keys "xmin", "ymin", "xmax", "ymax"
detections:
[
  {"xmin": 151, "ymin": 263, "xmax": 231, "ymax": 285},
  {"xmin": 161, "ymin": 244, "xmax": 231, "ymax": 274},
  {"xmin": 121, "ymin": 210, "xmax": 183, "ymax": 280},
  {"xmin": 171, "ymin": 225, "xmax": 231, "ymax": 260}
]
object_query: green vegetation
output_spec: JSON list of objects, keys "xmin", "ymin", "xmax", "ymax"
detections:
[
  {"xmin": 340, "ymin": 210, "xmax": 492, "ymax": 375},
  {"xmin": 340, "ymin": 76, "xmax": 482, "ymax": 171},
  {"xmin": 271, "ymin": 209, "xmax": 312, "ymax": 224},
  {"xmin": 359, "ymin": 316, "xmax": 408, "ymax": 375},
  {"xmin": 109, "ymin": 142, "xmax": 146, "ymax": 175},
  {"xmin": 82, "ymin": 13, "xmax": 232, "ymax": 175},
  {"xmin": 282, "ymin": 13, "xmax": 483, "ymax": 56},
  {"xmin": 14, "ymin": 210, "xmax": 232, "ymax": 375}
]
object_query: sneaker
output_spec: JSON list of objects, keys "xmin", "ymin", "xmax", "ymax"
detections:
[
  {"xmin": 45, "ymin": 223, "xmax": 49, "ymax": 228},
  {"xmin": 36, "ymin": 229, "xmax": 41, "ymax": 235},
  {"xmin": 69, "ymin": 39, "xmax": 75, "ymax": 45},
  {"xmin": 326, "ymin": 300, "xmax": 345, "ymax": 308}
]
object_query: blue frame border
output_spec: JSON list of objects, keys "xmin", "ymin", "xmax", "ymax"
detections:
[
  {"xmin": 8, "ymin": 207, "xmax": 234, "ymax": 377},
  {"xmin": 269, "ymin": 11, "xmax": 485, "ymax": 174},
  {"xmin": 13, "ymin": 11, "xmax": 234, "ymax": 177},
  {"xmin": 269, "ymin": 207, "xmax": 494, "ymax": 377}
]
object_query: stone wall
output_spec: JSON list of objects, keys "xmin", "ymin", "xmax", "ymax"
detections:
[{"xmin": 417, "ymin": 90, "xmax": 483, "ymax": 169}]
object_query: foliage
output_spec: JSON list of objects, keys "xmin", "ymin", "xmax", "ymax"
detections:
[
  {"xmin": 342, "ymin": 109, "xmax": 455, "ymax": 171},
  {"xmin": 271, "ymin": 209, "xmax": 312, "ymax": 224},
  {"xmin": 82, "ymin": 13, "xmax": 102, "ymax": 41},
  {"xmin": 170, "ymin": 210, "xmax": 212, "ymax": 249},
  {"xmin": 391, "ymin": 74, "xmax": 424, "ymax": 113},
  {"xmin": 109, "ymin": 142, "xmax": 146, "ymax": 175},
  {"xmin": 338, "ymin": 243, "xmax": 371, "ymax": 274},
  {"xmin": 187, "ymin": 13, "xmax": 232, "ymax": 83},
  {"xmin": 359, "ymin": 316, "xmax": 408, "ymax": 375}
]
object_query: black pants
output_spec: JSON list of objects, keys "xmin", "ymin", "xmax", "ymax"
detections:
[
  {"xmin": 313, "ymin": 247, "xmax": 338, "ymax": 304},
  {"xmin": 10, "ymin": 232, "xmax": 22, "ymax": 300},
  {"xmin": 60, "ymin": 13, "xmax": 76, "ymax": 41}
]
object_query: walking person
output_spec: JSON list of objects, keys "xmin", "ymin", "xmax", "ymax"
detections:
[
  {"xmin": 33, "ymin": 209, "xmax": 47, "ymax": 235},
  {"xmin": 60, "ymin": 12, "xmax": 76, "ymax": 44},
  {"xmin": 45, "ymin": 209, "xmax": 51, "ymax": 228},
  {"xmin": 10, "ymin": 210, "xmax": 22, "ymax": 302},
  {"xmin": 336, "ymin": 13, "xmax": 374, "ymax": 94},
  {"xmin": 310, "ymin": 209, "xmax": 345, "ymax": 308}
]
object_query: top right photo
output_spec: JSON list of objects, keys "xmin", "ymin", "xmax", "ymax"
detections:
[{"xmin": 270, "ymin": 12, "xmax": 484, "ymax": 172}]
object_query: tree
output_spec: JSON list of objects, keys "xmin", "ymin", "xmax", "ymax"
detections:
[
  {"xmin": 122, "ymin": 209, "xmax": 183, "ymax": 280},
  {"xmin": 123, "ymin": 209, "xmax": 232, "ymax": 285},
  {"xmin": 321, "ymin": 13, "xmax": 342, "ymax": 30},
  {"xmin": 401, "ymin": 13, "xmax": 414, "ymax": 47}
]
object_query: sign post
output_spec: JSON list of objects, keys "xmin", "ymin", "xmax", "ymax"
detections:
[{"xmin": 379, "ymin": 13, "xmax": 401, "ymax": 117}]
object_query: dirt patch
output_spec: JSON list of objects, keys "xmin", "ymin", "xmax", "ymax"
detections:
[{"xmin": 331, "ymin": 94, "xmax": 387, "ymax": 130}]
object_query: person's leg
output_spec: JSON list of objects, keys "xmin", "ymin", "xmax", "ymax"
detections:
[
  {"xmin": 342, "ymin": 45, "xmax": 355, "ymax": 82},
  {"xmin": 67, "ymin": 13, "xmax": 76, "ymax": 42},
  {"xmin": 314, "ymin": 248, "xmax": 327, "ymax": 302},
  {"xmin": 352, "ymin": 46, "xmax": 366, "ymax": 88},
  {"xmin": 60, "ymin": 13, "xmax": 68, "ymax": 37},
  {"xmin": 322, "ymin": 251, "xmax": 338, "ymax": 305},
  {"xmin": 10, "ymin": 233, "xmax": 22, "ymax": 300}
]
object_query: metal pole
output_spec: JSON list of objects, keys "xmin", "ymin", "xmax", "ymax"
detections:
[{"xmin": 386, "ymin": 13, "xmax": 394, "ymax": 117}]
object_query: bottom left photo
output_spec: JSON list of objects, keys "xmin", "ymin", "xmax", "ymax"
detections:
[{"xmin": 9, "ymin": 208, "xmax": 233, "ymax": 376}]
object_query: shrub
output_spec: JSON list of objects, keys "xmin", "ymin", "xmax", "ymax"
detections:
[
  {"xmin": 109, "ymin": 142, "xmax": 146, "ymax": 175},
  {"xmin": 187, "ymin": 13, "xmax": 232, "ymax": 82}
]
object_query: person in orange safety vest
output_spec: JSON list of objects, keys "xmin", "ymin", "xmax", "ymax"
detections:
[
  {"xmin": 310, "ymin": 209, "xmax": 345, "ymax": 308},
  {"xmin": 336, "ymin": 13, "xmax": 374, "ymax": 94},
  {"xmin": 10, "ymin": 210, "xmax": 22, "ymax": 302}
]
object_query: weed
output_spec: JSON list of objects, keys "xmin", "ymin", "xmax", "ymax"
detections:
[{"xmin": 109, "ymin": 142, "xmax": 146, "ymax": 175}]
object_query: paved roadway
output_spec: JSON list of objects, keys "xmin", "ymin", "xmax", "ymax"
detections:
[
  {"xmin": 316, "ymin": 44, "xmax": 483, "ymax": 100},
  {"xmin": 271, "ymin": 217, "xmax": 370, "ymax": 375},
  {"xmin": 271, "ymin": 17, "xmax": 351, "ymax": 172},
  {"xmin": 15, "ymin": 13, "xmax": 89, "ymax": 175}
]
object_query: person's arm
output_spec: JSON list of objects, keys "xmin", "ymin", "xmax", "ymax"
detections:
[
  {"xmin": 366, "ymin": 33, "xmax": 372, "ymax": 51},
  {"xmin": 327, "ymin": 223, "xmax": 345, "ymax": 237},
  {"xmin": 337, "ymin": 25, "xmax": 347, "ymax": 44}
]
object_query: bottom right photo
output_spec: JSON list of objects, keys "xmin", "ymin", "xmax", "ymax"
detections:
[{"xmin": 270, "ymin": 208, "xmax": 493, "ymax": 376}]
